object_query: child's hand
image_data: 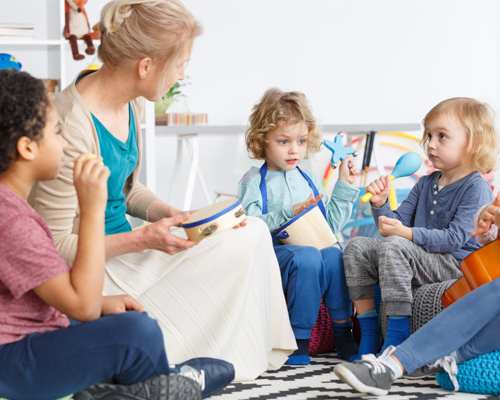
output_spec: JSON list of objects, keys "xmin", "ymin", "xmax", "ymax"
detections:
[
  {"xmin": 378, "ymin": 216, "xmax": 413, "ymax": 240},
  {"xmin": 366, "ymin": 175, "xmax": 391, "ymax": 208},
  {"xmin": 338, "ymin": 156, "xmax": 359, "ymax": 185},
  {"xmin": 471, "ymin": 193, "xmax": 500, "ymax": 237},
  {"xmin": 292, "ymin": 193, "xmax": 323, "ymax": 216},
  {"xmin": 101, "ymin": 295, "xmax": 145, "ymax": 315},
  {"xmin": 73, "ymin": 153, "xmax": 110, "ymax": 214}
]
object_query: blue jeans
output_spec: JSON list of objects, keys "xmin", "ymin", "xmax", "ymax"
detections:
[
  {"xmin": 394, "ymin": 277, "xmax": 500, "ymax": 373},
  {"xmin": 0, "ymin": 311, "xmax": 171, "ymax": 400},
  {"xmin": 274, "ymin": 244, "xmax": 352, "ymax": 339}
]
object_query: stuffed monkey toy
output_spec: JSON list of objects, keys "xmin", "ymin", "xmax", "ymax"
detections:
[{"xmin": 63, "ymin": 0, "xmax": 100, "ymax": 61}]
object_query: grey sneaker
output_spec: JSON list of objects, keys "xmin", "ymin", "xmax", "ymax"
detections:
[
  {"xmin": 74, "ymin": 373, "xmax": 201, "ymax": 400},
  {"xmin": 406, "ymin": 355, "xmax": 459, "ymax": 390},
  {"xmin": 334, "ymin": 348, "xmax": 397, "ymax": 396}
]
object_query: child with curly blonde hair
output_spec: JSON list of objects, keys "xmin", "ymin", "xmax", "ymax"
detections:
[{"xmin": 239, "ymin": 88, "xmax": 361, "ymax": 364}]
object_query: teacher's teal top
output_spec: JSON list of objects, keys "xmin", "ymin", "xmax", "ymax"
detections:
[{"xmin": 91, "ymin": 104, "xmax": 139, "ymax": 235}]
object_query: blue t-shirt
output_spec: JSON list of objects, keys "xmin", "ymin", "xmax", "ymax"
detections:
[{"xmin": 91, "ymin": 105, "xmax": 139, "ymax": 235}]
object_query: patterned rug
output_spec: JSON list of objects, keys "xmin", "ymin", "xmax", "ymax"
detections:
[{"xmin": 211, "ymin": 353, "xmax": 499, "ymax": 400}]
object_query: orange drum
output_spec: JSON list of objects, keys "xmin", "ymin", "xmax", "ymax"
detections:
[{"xmin": 441, "ymin": 239, "xmax": 500, "ymax": 307}]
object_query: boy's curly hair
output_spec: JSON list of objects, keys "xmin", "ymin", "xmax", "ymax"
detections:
[
  {"xmin": 245, "ymin": 88, "xmax": 322, "ymax": 160},
  {"xmin": 421, "ymin": 97, "xmax": 499, "ymax": 173},
  {"xmin": 0, "ymin": 70, "xmax": 50, "ymax": 173}
]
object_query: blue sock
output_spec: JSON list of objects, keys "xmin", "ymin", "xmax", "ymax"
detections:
[
  {"xmin": 286, "ymin": 339, "xmax": 310, "ymax": 365},
  {"xmin": 381, "ymin": 316, "xmax": 411, "ymax": 353},
  {"xmin": 332, "ymin": 321, "xmax": 359, "ymax": 361},
  {"xmin": 350, "ymin": 311, "xmax": 382, "ymax": 362}
]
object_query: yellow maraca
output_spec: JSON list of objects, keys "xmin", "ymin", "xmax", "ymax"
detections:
[
  {"xmin": 83, "ymin": 153, "xmax": 104, "ymax": 165},
  {"xmin": 361, "ymin": 152, "xmax": 422, "ymax": 203}
]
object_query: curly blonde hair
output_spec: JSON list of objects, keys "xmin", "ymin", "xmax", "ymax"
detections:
[
  {"xmin": 245, "ymin": 88, "xmax": 322, "ymax": 160},
  {"xmin": 421, "ymin": 97, "xmax": 499, "ymax": 174}
]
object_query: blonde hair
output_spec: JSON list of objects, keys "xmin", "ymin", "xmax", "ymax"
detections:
[
  {"xmin": 245, "ymin": 88, "xmax": 322, "ymax": 160},
  {"xmin": 98, "ymin": 0, "xmax": 202, "ymax": 73},
  {"xmin": 421, "ymin": 97, "xmax": 499, "ymax": 174}
]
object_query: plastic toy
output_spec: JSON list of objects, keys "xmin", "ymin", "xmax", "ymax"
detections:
[
  {"xmin": 361, "ymin": 151, "xmax": 422, "ymax": 203},
  {"xmin": 323, "ymin": 132, "xmax": 358, "ymax": 169},
  {"xmin": 63, "ymin": 0, "xmax": 100, "ymax": 61},
  {"xmin": 0, "ymin": 53, "xmax": 22, "ymax": 70}
]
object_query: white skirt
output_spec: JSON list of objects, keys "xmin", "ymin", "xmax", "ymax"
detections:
[{"xmin": 102, "ymin": 216, "xmax": 296, "ymax": 381}]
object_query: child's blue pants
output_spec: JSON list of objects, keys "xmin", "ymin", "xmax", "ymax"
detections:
[
  {"xmin": 394, "ymin": 277, "xmax": 500, "ymax": 373},
  {"xmin": 274, "ymin": 244, "xmax": 352, "ymax": 339},
  {"xmin": 0, "ymin": 311, "xmax": 171, "ymax": 400}
]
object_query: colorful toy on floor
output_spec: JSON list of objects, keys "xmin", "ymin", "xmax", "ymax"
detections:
[
  {"xmin": 361, "ymin": 151, "xmax": 422, "ymax": 203},
  {"xmin": 323, "ymin": 132, "xmax": 358, "ymax": 170},
  {"xmin": 0, "ymin": 54, "xmax": 22, "ymax": 71}
]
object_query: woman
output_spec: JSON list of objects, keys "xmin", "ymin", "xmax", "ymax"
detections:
[{"xmin": 31, "ymin": 0, "xmax": 296, "ymax": 381}]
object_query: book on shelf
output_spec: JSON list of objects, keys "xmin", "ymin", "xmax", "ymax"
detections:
[
  {"xmin": 0, "ymin": 24, "xmax": 35, "ymax": 40},
  {"xmin": 0, "ymin": 23, "xmax": 34, "ymax": 29},
  {"xmin": 155, "ymin": 113, "xmax": 208, "ymax": 126}
]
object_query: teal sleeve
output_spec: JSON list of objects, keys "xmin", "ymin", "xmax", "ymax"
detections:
[
  {"xmin": 318, "ymin": 177, "xmax": 360, "ymax": 234},
  {"xmin": 238, "ymin": 181, "xmax": 294, "ymax": 233}
]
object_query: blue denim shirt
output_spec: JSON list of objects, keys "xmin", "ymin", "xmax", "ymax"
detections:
[
  {"xmin": 371, "ymin": 171, "xmax": 493, "ymax": 263},
  {"xmin": 238, "ymin": 166, "xmax": 360, "ymax": 241}
]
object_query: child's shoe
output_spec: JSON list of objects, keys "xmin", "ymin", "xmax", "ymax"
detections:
[
  {"xmin": 286, "ymin": 338, "xmax": 310, "ymax": 365},
  {"xmin": 334, "ymin": 346, "xmax": 399, "ymax": 396},
  {"xmin": 74, "ymin": 373, "xmax": 201, "ymax": 400},
  {"xmin": 406, "ymin": 354, "xmax": 459, "ymax": 390}
]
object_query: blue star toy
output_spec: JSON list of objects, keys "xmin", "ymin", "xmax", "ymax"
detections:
[{"xmin": 323, "ymin": 132, "xmax": 358, "ymax": 169}]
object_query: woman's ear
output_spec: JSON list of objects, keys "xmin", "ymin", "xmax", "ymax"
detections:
[
  {"xmin": 137, "ymin": 57, "xmax": 153, "ymax": 80},
  {"xmin": 17, "ymin": 136, "xmax": 38, "ymax": 161}
]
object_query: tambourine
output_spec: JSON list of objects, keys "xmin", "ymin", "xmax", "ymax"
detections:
[
  {"xmin": 441, "ymin": 239, "xmax": 500, "ymax": 307},
  {"xmin": 181, "ymin": 198, "xmax": 246, "ymax": 241},
  {"xmin": 273, "ymin": 204, "xmax": 337, "ymax": 250}
]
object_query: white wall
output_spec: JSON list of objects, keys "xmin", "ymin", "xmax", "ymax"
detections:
[{"xmin": 2, "ymin": 0, "xmax": 500, "ymax": 210}]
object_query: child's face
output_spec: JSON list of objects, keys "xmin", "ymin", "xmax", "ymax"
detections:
[
  {"xmin": 425, "ymin": 112, "xmax": 469, "ymax": 173},
  {"xmin": 35, "ymin": 104, "xmax": 67, "ymax": 180},
  {"xmin": 265, "ymin": 122, "xmax": 308, "ymax": 171}
]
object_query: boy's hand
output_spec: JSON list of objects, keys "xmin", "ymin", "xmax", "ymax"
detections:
[
  {"xmin": 367, "ymin": 175, "xmax": 391, "ymax": 208},
  {"xmin": 73, "ymin": 153, "xmax": 110, "ymax": 214},
  {"xmin": 141, "ymin": 213, "xmax": 201, "ymax": 255},
  {"xmin": 101, "ymin": 295, "xmax": 144, "ymax": 315},
  {"xmin": 338, "ymin": 156, "xmax": 359, "ymax": 184},
  {"xmin": 378, "ymin": 216, "xmax": 413, "ymax": 240},
  {"xmin": 292, "ymin": 193, "xmax": 323, "ymax": 216},
  {"xmin": 471, "ymin": 193, "xmax": 500, "ymax": 236}
]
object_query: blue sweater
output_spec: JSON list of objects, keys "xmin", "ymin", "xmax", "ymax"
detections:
[{"xmin": 372, "ymin": 171, "xmax": 493, "ymax": 263}]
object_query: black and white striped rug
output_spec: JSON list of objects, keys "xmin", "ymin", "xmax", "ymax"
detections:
[{"xmin": 211, "ymin": 353, "xmax": 497, "ymax": 400}]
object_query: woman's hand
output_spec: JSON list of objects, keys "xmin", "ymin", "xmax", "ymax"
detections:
[
  {"xmin": 73, "ymin": 153, "xmax": 110, "ymax": 214},
  {"xmin": 101, "ymin": 295, "xmax": 144, "ymax": 315},
  {"xmin": 141, "ymin": 213, "xmax": 200, "ymax": 255},
  {"xmin": 378, "ymin": 216, "xmax": 413, "ymax": 240},
  {"xmin": 471, "ymin": 193, "xmax": 500, "ymax": 236},
  {"xmin": 366, "ymin": 175, "xmax": 391, "ymax": 208},
  {"xmin": 338, "ymin": 156, "xmax": 359, "ymax": 185},
  {"xmin": 292, "ymin": 193, "xmax": 323, "ymax": 216}
]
